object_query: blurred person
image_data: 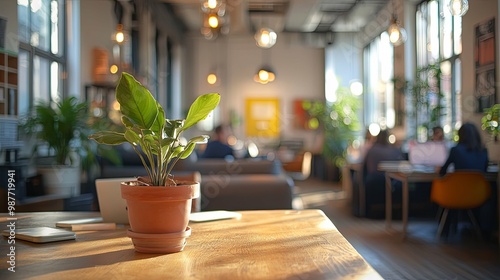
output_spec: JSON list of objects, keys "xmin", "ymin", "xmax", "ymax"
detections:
[
  {"xmin": 200, "ymin": 124, "xmax": 235, "ymax": 159},
  {"xmin": 362, "ymin": 129, "xmax": 404, "ymax": 219},
  {"xmin": 438, "ymin": 122, "xmax": 493, "ymax": 237},
  {"xmin": 439, "ymin": 123, "xmax": 488, "ymax": 175},
  {"xmin": 431, "ymin": 126, "xmax": 444, "ymax": 142},
  {"xmin": 364, "ymin": 130, "xmax": 404, "ymax": 176},
  {"xmin": 347, "ymin": 128, "xmax": 376, "ymax": 164}
]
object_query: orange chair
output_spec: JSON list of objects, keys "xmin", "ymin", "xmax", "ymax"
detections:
[{"xmin": 430, "ymin": 171, "xmax": 491, "ymax": 240}]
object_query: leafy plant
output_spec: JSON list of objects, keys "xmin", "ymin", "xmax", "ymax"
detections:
[
  {"xmin": 19, "ymin": 97, "xmax": 115, "ymax": 170},
  {"xmin": 393, "ymin": 62, "xmax": 446, "ymax": 140},
  {"xmin": 20, "ymin": 97, "xmax": 87, "ymax": 165},
  {"xmin": 306, "ymin": 87, "xmax": 361, "ymax": 167},
  {"xmin": 89, "ymin": 72, "xmax": 220, "ymax": 186},
  {"xmin": 481, "ymin": 103, "xmax": 500, "ymax": 138}
]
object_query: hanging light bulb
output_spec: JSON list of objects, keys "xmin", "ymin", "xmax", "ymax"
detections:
[
  {"xmin": 448, "ymin": 0, "xmax": 468, "ymax": 16},
  {"xmin": 207, "ymin": 73, "xmax": 218, "ymax": 85},
  {"xmin": 208, "ymin": 14, "xmax": 219, "ymax": 28},
  {"xmin": 113, "ymin": 24, "xmax": 125, "ymax": 44},
  {"xmin": 387, "ymin": 0, "xmax": 406, "ymax": 47},
  {"xmin": 387, "ymin": 17, "xmax": 407, "ymax": 46},
  {"xmin": 207, "ymin": 0, "xmax": 217, "ymax": 9},
  {"xmin": 201, "ymin": 0, "xmax": 221, "ymax": 13},
  {"xmin": 255, "ymin": 28, "xmax": 277, "ymax": 48},
  {"xmin": 254, "ymin": 67, "xmax": 276, "ymax": 84}
]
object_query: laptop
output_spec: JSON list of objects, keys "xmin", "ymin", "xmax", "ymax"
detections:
[
  {"xmin": 95, "ymin": 177, "xmax": 134, "ymax": 224},
  {"xmin": 408, "ymin": 141, "xmax": 448, "ymax": 167}
]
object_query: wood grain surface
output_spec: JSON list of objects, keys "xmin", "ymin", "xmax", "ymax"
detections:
[{"xmin": 0, "ymin": 210, "xmax": 382, "ymax": 279}]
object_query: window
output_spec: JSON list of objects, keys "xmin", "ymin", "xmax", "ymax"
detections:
[
  {"xmin": 17, "ymin": 0, "xmax": 65, "ymax": 115},
  {"xmin": 363, "ymin": 32, "xmax": 394, "ymax": 131},
  {"xmin": 414, "ymin": 0, "xmax": 462, "ymax": 141}
]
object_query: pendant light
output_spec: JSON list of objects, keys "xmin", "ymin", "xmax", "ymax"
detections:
[
  {"xmin": 387, "ymin": 0, "xmax": 407, "ymax": 47},
  {"xmin": 206, "ymin": 38, "xmax": 221, "ymax": 86},
  {"xmin": 254, "ymin": 48, "xmax": 276, "ymax": 84},
  {"xmin": 200, "ymin": 0, "xmax": 229, "ymax": 40},
  {"xmin": 255, "ymin": 27, "xmax": 277, "ymax": 49},
  {"xmin": 448, "ymin": 0, "xmax": 468, "ymax": 16}
]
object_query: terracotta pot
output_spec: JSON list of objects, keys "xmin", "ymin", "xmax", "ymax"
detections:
[
  {"xmin": 121, "ymin": 180, "xmax": 199, "ymax": 253},
  {"xmin": 127, "ymin": 227, "xmax": 192, "ymax": 254}
]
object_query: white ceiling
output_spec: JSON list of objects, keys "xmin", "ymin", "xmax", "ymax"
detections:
[{"xmin": 159, "ymin": 0, "xmax": 389, "ymax": 36}]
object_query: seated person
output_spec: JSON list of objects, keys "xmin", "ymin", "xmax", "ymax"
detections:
[
  {"xmin": 200, "ymin": 124, "xmax": 235, "ymax": 159},
  {"xmin": 431, "ymin": 126, "xmax": 444, "ymax": 142},
  {"xmin": 362, "ymin": 129, "xmax": 404, "ymax": 218},
  {"xmin": 439, "ymin": 122, "xmax": 488, "ymax": 175},
  {"xmin": 438, "ymin": 122, "xmax": 493, "ymax": 236},
  {"xmin": 347, "ymin": 128, "xmax": 376, "ymax": 164}
]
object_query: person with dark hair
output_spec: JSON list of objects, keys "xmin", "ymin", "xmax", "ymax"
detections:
[
  {"xmin": 200, "ymin": 124, "xmax": 235, "ymax": 159},
  {"xmin": 431, "ymin": 126, "xmax": 444, "ymax": 142},
  {"xmin": 362, "ymin": 129, "xmax": 404, "ymax": 218},
  {"xmin": 363, "ymin": 130, "xmax": 404, "ymax": 175},
  {"xmin": 439, "ymin": 122, "xmax": 488, "ymax": 175},
  {"xmin": 438, "ymin": 122, "xmax": 493, "ymax": 237}
]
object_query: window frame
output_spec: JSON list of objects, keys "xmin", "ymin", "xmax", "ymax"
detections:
[
  {"xmin": 414, "ymin": 0, "xmax": 462, "ymax": 141},
  {"xmin": 18, "ymin": 0, "xmax": 67, "ymax": 115}
]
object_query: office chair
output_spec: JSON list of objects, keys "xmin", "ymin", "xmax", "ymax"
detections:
[{"xmin": 430, "ymin": 171, "xmax": 491, "ymax": 240}]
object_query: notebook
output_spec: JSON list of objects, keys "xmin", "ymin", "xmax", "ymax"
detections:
[
  {"xmin": 408, "ymin": 141, "xmax": 448, "ymax": 167},
  {"xmin": 95, "ymin": 177, "xmax": 134, "ymax": 224},
  {"xmin": 3, "ymin": 227, "xmax": 76, "ymax": 243}
]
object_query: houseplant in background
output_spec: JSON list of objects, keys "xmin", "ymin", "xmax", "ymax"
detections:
[
  {"xmin": 19, "ymin": 97, "xmax": 119, "ymax": 196},
  {"xmin": 89, "ymin": 72, "xmax": 220, "ymax": 253},
  {"xmin": 306, "ymin": 87, "xmax": 361, "ymax": 181},
  {"xmin": 481, "ymin": 103, "xmax": 500, "ymax": 141}
]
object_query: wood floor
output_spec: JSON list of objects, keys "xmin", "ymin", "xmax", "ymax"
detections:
[{"xmin": 293, "ymin": 178, "xmax": 500, "ymax": 280}]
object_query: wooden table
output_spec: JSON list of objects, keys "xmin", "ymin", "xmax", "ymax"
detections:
[
  {"xmin": 0, "ymin": 210, "xmax": 382, "ymax": 279},
  {"xmin": 379, "ymin": 161, "xmax": 498, "ymax": 240},
  {"xmin": 344, "ymin": 163, "xmax": 364, "ymax": 216}
]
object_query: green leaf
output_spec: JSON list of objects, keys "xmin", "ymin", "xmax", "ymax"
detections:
[
  {"xmin": 88, "ymin": 131, "xmax": 127, "ymax": 145},
  {"xmin": 161, "ymin": 138, "xmax": 176, "ymax": 146},
  {"xmin": 124, "ymin": 130, "xmax": 141, "ymax": 145},
  {"xmin": 188, "ymin": 135, "xmax": 210, "ymax": 144},
  {"xmin": 143, "ymin": 133, "xmax": 156, "ymax": 144},
  {"xmin": 116, "ymin": 73, "xmax": 159, "ymax": 130},
  {"xmin": 121, "ymin": 116, "xmax": 134, "ymax": 128},
  {"xmin": 179, "ymin": 142, "xmax": 196, "ymax": 159},
  {"xmin": 150, "ymin": 103, "xmax": 166, "ymax": 136},
  {"xmin": 165, "ymin": 119, "xmax": 185, "ymax": 138},
  {"xmin": 183, "ymin": 93, "xmax": 220, "ymax": 131}
]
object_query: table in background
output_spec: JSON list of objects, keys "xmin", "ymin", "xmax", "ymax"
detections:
[
  {"xmin": 344, "ymin": 163, "xmax": 364, "ymax": 217},
  {"xmin": 0, "ymin": 210, "xmax": 382, "ymax": 279},
  {"xmin": 379, "ymin": 161, "xmax": 498, "ymax": 241}
]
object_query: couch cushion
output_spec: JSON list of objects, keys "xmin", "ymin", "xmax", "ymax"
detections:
[
  {"xmin": 174, "ymin": 158, "xmax": 284, "ymax": 175},
  {"xmin": 199, "ymin": 174, "xmax": 294, "ymax": 211}
]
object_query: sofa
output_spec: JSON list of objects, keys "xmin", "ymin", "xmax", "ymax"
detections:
[{"xmin": 97, "ymin": 145, "xmax": 295, "ymax": 211}]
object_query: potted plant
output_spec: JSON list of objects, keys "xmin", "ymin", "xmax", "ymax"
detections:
[
  {"xmin": 305, "ymin": 87, "xmax": 361, "ymax": 180},
  {"xmin": 19, "ymin": 97, "xmax": 118, "ymax": 196},
  {"xmin": 89, "ymin": 72, "xmax": 220, "ymax": 253}
]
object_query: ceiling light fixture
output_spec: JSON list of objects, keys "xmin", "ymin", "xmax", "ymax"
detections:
[
  {"xmin": 387, "ymin": 0, "xmax": 407, "ymax": 46},
  {"xmin": 200, "ymin": 0, "xmax": 229, "ymax": 40},
  {"xmin": 255, "ymin": 28, "xmax": 277, "ymax": 48},
  {"xmin": 207, "ymin": 72, "xmax": 218, "ymax": 85},
  {"xmin": 208, "ymin": 14, "xmax": 219, "ymax": 28},
  {"xmin": 254, "ymin": 67, "xmax": 276, "ymax": 84},
  {"xmin": 201, "ymin": 0, "xmax": 222, "ymax": 13},
  {"xmin": 113, "ymin": 24, "xmax": 126, "ymax": 44},
  {"xmin": 448, "ymin": 0, "xmax": 468, "ymax": 16}
]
